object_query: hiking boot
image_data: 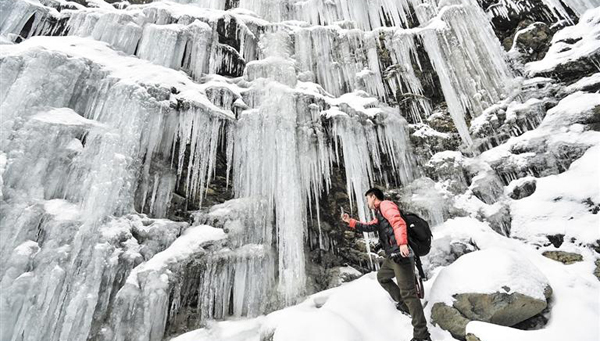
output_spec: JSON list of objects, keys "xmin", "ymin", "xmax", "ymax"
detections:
[
  {"xmin": 395, "ymin": 302, "xmax": 410, "ymax": 317},
  {"xmin": 410, "ymin": 337, "xmax": 431, "ymax": 341}
]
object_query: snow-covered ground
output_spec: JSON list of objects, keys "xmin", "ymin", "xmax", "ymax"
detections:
[{"xmin": 171, "ymin": 215, "xmax": 599, "ymax": 341}]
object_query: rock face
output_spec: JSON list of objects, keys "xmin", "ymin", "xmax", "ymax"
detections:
[{"xmin": 430, "ymin": 248, "xmax": 552, "ymax": 339}]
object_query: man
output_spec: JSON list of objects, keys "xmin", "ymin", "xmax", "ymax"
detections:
[{"xmin": 341, "ymin": 187, "xmax": 431, "ymax": 341}]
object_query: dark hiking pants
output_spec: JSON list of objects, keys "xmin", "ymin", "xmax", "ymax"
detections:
[{"xmin": 377, "ymin": 257, "xmax": 429, "ymax": 339}]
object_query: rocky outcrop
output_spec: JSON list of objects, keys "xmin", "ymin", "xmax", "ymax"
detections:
[
  {"xmin": 510, "ymin": 21, "xmax": 554, "ymax": 62},
  {"xmin": 542, "ymin": 250, "xmax": 584, "ymax": 264},
  {"xmin": 478, "ymin": 0, "xmax": 567, "ymax": 52},
  {"xmin": 432, "ymin": 288, "xmax": 552, "ymax": 339},
  {"xmin": 507, "ymin": 177, "xmax": 537, "ymax": 199}
]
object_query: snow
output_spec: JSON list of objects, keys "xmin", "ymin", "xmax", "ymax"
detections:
[
  {"xmin": 504, "ymin": 175, "xmax": 536, "ymax": 195},
  {"xmin": 564, "ymin": 72, "xmax": 600, "ymax": 93},
  {"xmin": 466, "ymin": 239, "xmax": 600, "ymax": 341},
  {"xmin": 31, "ymin": 107, "xmax": 105, "ymax": 127},
  {"xmin": 510, "ymin": 145, "xmax": 600, "ymax": 244},
  {"xmin": 1, "ymin": 36, "xmax": 228, "ymax": 114},
  {"xmin": 43, "ymin": 199, "xmax": 81, "ymax": 221},
  {"xmin": 539, "ymin": 91, "xmax": 600, "ymax": 128},
  {"xmin": 171, "ymin": 318, "xmax": 264, "ymax": 341},
  {"xmin": 479, "ymin": 91, "xmax": 600, "ymax": 169},
  {"xmin": 172, "ymin": 273, "xmax": 445, "ymax": 341},
  {"xmin": 412, "ymin": 123, "xmax": 451, "ymax": 139},
  {"xmin": 429, "ymin": 150, "xmax": 464, "ymax": 164},
  {"xmin": 339, "ymin": 266, "xmax": 362, "ymax": 277},
  {"xmin": 172, "ymin": 217, "xmax": 599, "ymax": 341},
  {"xmin": 127, "ymin": 224, "xmax": 226, "ymax": 286},
  {"xmin": 429, "ymin": 217, "xmax": 600, "ymax": 341}
]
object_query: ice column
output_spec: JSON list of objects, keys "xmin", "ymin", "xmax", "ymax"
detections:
[
  {"xmin": 385, "ymin": 31, "xmax": 432, "ymax": 122},
  {"xmin": 233, "ymin": 30, "xmax": 337, "ymax": 304},
  {"xmin": 294, "ymin": 27, "xmax": 387, "ymax": 99},
  {"xmin": 419, "ymin": 0, "xmax": 515, "ymax": 145},
  {"xmin": 233, "ymin": 83, "xmax": 308, "ymax": 304}
]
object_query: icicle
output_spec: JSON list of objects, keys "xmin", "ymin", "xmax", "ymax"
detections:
[
  {"xmin": 293, "ymin": 0, "xmax": 416, "ymax": 30},
  {"xmin": 539, "ymin": 0, "xmax": 600, "ymax": 21},
  {"xmin": 167, "ymin": 108, "xmax": 226, "ymax": 208},
  {"xmin": 294, "ymin": 27, "xmax": 387, "ymax": 98},
  {"xmin": 384, "ymin": 31, "xmax": 432, "ymax": 122},
  {"xmin": 137, "ymin": 24, "xmax": 188, "ymax": 70},
  {"xmin": 232, "ymin": 84, "xmax": 308, "ymax": 304},
  {"xmin": 419, "ymin": 0, "xmax": 515, "ymax": 146},
  {"xmin": 0, "ymin": 0, "xmax": 54, "ymax": 41}
]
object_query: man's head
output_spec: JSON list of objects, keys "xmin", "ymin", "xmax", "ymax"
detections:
[{"xmin": 365, "ymin": 187, "xmax": 384, "ymax": 209}]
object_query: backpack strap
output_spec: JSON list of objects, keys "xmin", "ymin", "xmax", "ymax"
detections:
[{"xmin": 414, "ymin": 255, "xmax": 426, "ymax": 280}]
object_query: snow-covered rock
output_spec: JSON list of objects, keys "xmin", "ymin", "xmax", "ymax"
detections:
[
  {"xmin": 430, "ymin": 248, "xmax": 552, "ymax": 339},
  {"xmin": 506, "ymin": 176, "xmax": 537, "ymax": 200},
  {"xmin": 527, "ymin": 8, "xmax": 600, "ymax": 82}
]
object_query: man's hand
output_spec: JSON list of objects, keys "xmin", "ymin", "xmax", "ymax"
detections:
[
  {"xmin": 400, "ymin": 244, "xmax": 409, "ymax": 257},
  {"xmin": 390, "ymin": 252, "xmax": 402, "ymax": 263},
  {"xmin": 341, "ymin": 213, "xmax": 350, "ymax": 223}
]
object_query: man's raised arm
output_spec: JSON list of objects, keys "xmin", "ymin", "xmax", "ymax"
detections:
[{"xmin": 341, "ymin": 213, "xmax": 379, "ymax": 232}]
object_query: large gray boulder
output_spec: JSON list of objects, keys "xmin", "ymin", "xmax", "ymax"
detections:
[
  {"xmin": 430, "ymin": 248, "xmax": 552, "ymax": 339},
  {"xmin": 542, "ymin": 250, "xmax": 584, "ymax": 265}
]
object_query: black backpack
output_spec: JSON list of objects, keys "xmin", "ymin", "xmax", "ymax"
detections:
[
  {"xmin": 400, "ymin": 211, "xmax": 432, "ymax": 284},
  {"xmin": 400, "ymin": 212, "xmax": 432, "ymax": 257}
]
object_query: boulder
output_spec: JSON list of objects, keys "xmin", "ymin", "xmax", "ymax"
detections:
[
  {"xmin": 430, "ymin": 248, "xmax": 552, "ymax": 339},
  {"xmin": 326, "ymin": 266, "xmax": 362, "ymax": 288},
  {"xmin": 423, "ymin": 236, "xmax": 477, "ymax": 278},
  {"xmin": 465, "ymin": 334, "xmax": 482, "ymax": 341},
  {"xmin": 470, "ymin": 170, "xmax": 505, "ymax": 205},
  {"xmin": 507, "ymin": 177, "xmax": 537, "ymax": 200},
  {"xmin": 423, "ymin": 151, "xmax": 470, "ymax": 195},
  {"xmin": 510, "ymin": 22, "xmax": 553, "ymax": 63},
  {"xmin": 546, "ymin": 234, "xmax": 564, "ymax": 248},
  {"xmin": 542, "ymin": 250, "xmax": 583, "ymax": 265}
]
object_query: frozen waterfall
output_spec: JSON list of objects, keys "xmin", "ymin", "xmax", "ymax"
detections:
[{"xmin": 2, "ymin": 0, "xmax": 596, "ymax": 340}]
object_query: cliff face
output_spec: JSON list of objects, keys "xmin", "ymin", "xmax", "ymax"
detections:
[{"xmin": 0, "ymin": 0, "xmax": 598, "ymax": 340}]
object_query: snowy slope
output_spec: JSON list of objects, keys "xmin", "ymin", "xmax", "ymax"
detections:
[{"xmin": 172, "ymin": 215, "xmax": 599, "ymax": 341}]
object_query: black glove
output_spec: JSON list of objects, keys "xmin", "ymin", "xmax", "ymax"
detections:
[{"xmin": 390, "ymin": 252, "xmax": 402, "ymax": 263}]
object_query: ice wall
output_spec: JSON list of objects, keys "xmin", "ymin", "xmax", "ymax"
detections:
[{"xmin": 3, "ymin": 0, "xmax": 592, "ymax": 340}]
